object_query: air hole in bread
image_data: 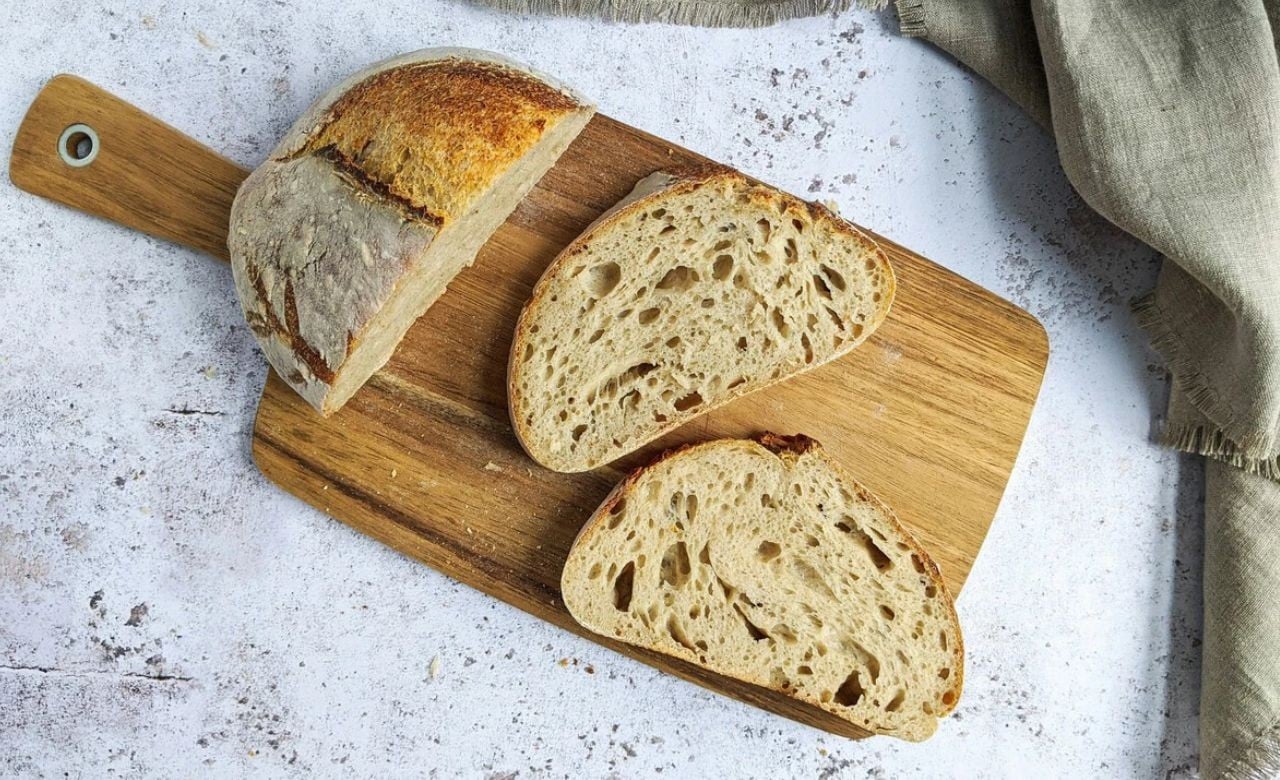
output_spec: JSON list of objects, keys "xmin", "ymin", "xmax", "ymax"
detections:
[
  {"xmin": 727, "ymin": 377, "xmax": 747, "ymax": 390},
  {"xmin": 938, "ymin": 629, "xmax": 948, "ymax": 651},
  {"xmin": 587, "ymin": 562, "xmax": 601, "ymax": 579},
  {"xmin": 860, "ymin": 531, "xmax": 893, "ymax": 571},
  {"xmin": 925, "ymin": 584, "xmax": 937, "ymax": 598},
  {"xmin": 583, "ymin": 262, "xmax": 621, "ymax": 297},
  {"xmin": 801, "ymin": 333, "xmax": 814, "ymax": 363},
  {"xmin": 939, "ymin": 667, "xmax": 951, "ymax": 679},
  {"xmin": 805, "ymin": 534, "xmax": 820, "ymax": 548},
  {"xmin": 571, "ymin": 424, "xmax": 588, "ymax": 442},
  {"xmin": 612, "ymin": 562, "xmax": 635, "ymax": 611},
  {"xmin": 713, "ymin": 255, "xmax": 735, "ymax": 280},
  {"xmin": 659, "ymin": 225, "xmax": 676, "ymax": 235},
  {"xmin": 733, "ymin": 603, "xmax": 770, "ymax": 642},
  {"xmin": 674, "ymin": 392, "xmax": 704, "ymax": 412},
  {"xmin": 880, "ymin": 605, "xmax": 896, "ymax": 621},
  {"xmin": 757, "ymin": 541, "xmax": 782, "ymax": 562},
  {"xmin": 638, "ymin": 307, "xmax": 661, "ymax": 325},
  {"xmin": 771, "ymin": 309, "xmax": 791, "ymax": 337},
  {"xmin": 656, "ymin": 265, "xmax": 698, "ymax": 292},
  {"xmin": 785, "ymin": 238, "xmax": 798, "ymax": 263},
  {"xmin": 911, "ymin": 553, "xmax": 926, "ymax": 574},
  {"xmin": 826, "ymin": 306, "xmax": 846, "ymax": 331},
  {"xmin": 813, "ymin": 273, "xmax": 833, "ymax": 300},
  {"xmin": 798, "ymin": 665, "xmax": 813, "ymax": 676},
  {"xmin": 700, "ymin": 298, "xmax": 715, "ymax": 309},
  {"xmin": 886, "ymin": 690, "xmax": 906, "ymax": 712},
  {"xmin": 756, "ymin": 218, "xmax": 773, "ymax": 243},
  {"xmin": 820, "ymin": 264, "xmax": 847, "ymax": 292},
  {"xmin": 666, "ymin": 615, "xmax": 697, "ymax": 652},
  {"xmin": 659, "ymin": 541, "xmax": 692, "ymax": 589},
  {"xmin": 652, "ymin": 208, "xmax": 667, "ymax": 218},
  {"xmin": 834, "ymin": 670, "xmax": 865, "ymax": 707},
  {"xmin": 666, "ymin": 336, "xmax": 682, "ymax": 349},
  {"xmin": 941, "ymin": 691, "xmax": 956, "ymax": 706}
]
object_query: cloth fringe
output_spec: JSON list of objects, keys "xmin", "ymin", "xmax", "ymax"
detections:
[
  {"xmin": 1218, "ymin": 718, "xmax": 1280, "ymax": 780},
  {"xmin": 472, "ymin": 0, "xmax": 882, "ymax": 27},
  {"xmin": 893, "ymin": 0, "xmax": 927, "ymax": 37},
  {"xmin": 1133, "ymin": 293, "xmax": 1279, "ymax": 478}
]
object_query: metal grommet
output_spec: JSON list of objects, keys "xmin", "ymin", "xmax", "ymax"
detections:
[{"xmin": 58, "ymin": 123, "xmax": 100, "ymax": 167}]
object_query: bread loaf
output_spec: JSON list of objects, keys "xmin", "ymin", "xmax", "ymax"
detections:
[
  {"xmin": 508, "ymin": 166, "xmax": 894, "ymax": 472},
  {"xmin": 560, "ymin": 434, "xmax": 962, "ymax": 741},
  {"xmin": 230, "ymin": 48, "xmax": 594, "ymax": 415}
]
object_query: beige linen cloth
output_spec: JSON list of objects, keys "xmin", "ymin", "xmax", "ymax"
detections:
[{"xmin": 473, "ymin": 0, "xmax": 1280, "ymax": 775}]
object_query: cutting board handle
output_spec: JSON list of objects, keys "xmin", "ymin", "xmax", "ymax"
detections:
[{"xmin": 8, "ymin": 74, "xmax": 250, "ymax": 262}]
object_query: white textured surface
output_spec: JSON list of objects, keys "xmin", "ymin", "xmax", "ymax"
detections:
[{"xmin": 0, "ymin": 2, "xmax": 1202, "ymax": 777}]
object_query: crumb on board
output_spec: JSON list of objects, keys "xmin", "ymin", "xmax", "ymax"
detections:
[
  {"xmin": 141, "ymin": 14, "xmax": 157, "ymax": 29},
  {"xmin": 484, "ymin": 461, "xmax": 504, "ymax": 473},
  {"xmin": 391, "ymin": 468, "xmax": 398, "ymax": 478},
  {"xmin": 429, "ymin": 656, "xmax": 441, "ymax": 680},
  {"xmin": 585, "ymin": 665, "xmax": 595, "ymax": 674},
  {"xmin": 558, "ymin": 658, "xmax": 569, "ymax": 667}
]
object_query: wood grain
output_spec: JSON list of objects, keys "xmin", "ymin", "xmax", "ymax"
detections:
[{"xmin": 11, "ymin": 75, "xmax": 1048, "ymax": 739}]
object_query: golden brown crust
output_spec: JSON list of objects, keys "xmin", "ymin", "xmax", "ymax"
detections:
[
  {"xmin": 565, "ymin": 434, "xmax": 964, "ymax": 733},
  {"xmin": 296, "ymin": 60, "xmax": 584, "ymax": 223}
]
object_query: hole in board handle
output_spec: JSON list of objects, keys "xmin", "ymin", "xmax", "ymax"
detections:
[{"xmin": 58, "ymin": 123, "xmax": 99, "ymax": 167}]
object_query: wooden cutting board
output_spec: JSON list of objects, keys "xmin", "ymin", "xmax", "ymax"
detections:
[{"xmin": 10, "ymin": 74, "xmax": 1047, "ymax": 739}]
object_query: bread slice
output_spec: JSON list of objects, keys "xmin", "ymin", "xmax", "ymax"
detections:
[
  {"xmin": 561, "ymin": 434, "xmax": 962, "ymax": 741},
  {"xmin": 508, "ymin": 167, "xmax": 894, "ymax": 472},
  {"xmin": 230, "ymin": 48, "xmax": 594, "ymax": 416}
]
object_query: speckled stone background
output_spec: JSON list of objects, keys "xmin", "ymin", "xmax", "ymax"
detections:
[{"xmin": 0, "ymin": 2, "xmax": 1204, "ymax": 777}]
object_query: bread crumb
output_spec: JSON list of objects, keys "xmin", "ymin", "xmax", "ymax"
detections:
[
  {"xmin": 821, "ymin": 199, "xmax": 841, "ymax": 214},
  {"xmin": 141, "ymin": 14, "xmax": 157, "ymax": 29},
  {"xmin": 466, "ymin": 527, "xmax": 474, "ymax": 535},
  {"xmin": 429, "ymin": 656, "xmax": 441, "ymax": 680},
  {"xmin": 585, "ymin": 665, "xmax": 595, "ymax": 674},
  {"xmin": 484, "ymin": 461, "xmax": 504, "ymax": 473},
  {"xmin": 391, "ymin": 468, "xmax": 398, "ymax": 478},
  {"xmin": 195, "ymin": 30, "xmax": 216, "ymax": 48},
  {"xmin": 525, "ymin": 468, "xmax": 533, "ymax": 477},
  {"xmin": 558, "ymin": 657, "xmax": 570, "ymax": 667},
  {"xmin": 818, "ymin": 748, "xmax": 828, "ymax": 757},
  {"xmin": 322, "ymin": 484, "xmax": 328, "ymax": 491},
  {"xmin": 200, "ymin": 365, "xmax": 216, "ymax": 379}
]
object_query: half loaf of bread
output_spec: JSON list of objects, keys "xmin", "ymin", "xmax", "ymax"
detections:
[
  {"xmin": 561, "ymin": 434, "xmax": 962, "ymax": 741},
  {"xmin": 230, "ymin": 48, "xmax": 594, "ymax": 415},
  {"xmin": 508, "ymin": 167, "xmax": 894, "ymax": 472}
]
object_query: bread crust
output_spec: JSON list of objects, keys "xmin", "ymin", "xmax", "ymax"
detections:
[
  {"xmin": 507, "ymin": 167, "xmax": 896, "ymax": 471},
  {"xmin": 563, "ymin": 434, "xmax": 964, "ymax": 741},
  {"xmin": 231, "ymin": 48, "xmax": 593, "ymax": 415}
]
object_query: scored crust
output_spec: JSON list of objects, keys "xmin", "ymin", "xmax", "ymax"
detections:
[
  {"xmin": 507, "ymin": 166, "xmax": 896, "ymax": 472},
  {"xmin": 562, "ymin": 434, "xmax": 963, "ymax": 742},
  {"xmin": 230, "ymin": 48, "xmax": 594, "ymax": 415}
]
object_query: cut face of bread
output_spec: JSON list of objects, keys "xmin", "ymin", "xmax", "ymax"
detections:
[
  {"xmin": 561, "ymin": 435, "xmax": 962, "ymax": 741},
  {"xmin": 230, "ymin": 48, "xmax": 594, "ymax": 415},
  {"xmin": 508, "ymin": 167, "xmax": 894, "ymax": 472}
]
